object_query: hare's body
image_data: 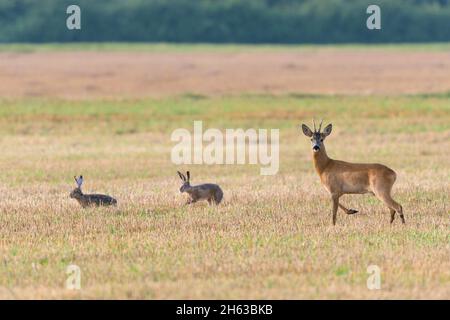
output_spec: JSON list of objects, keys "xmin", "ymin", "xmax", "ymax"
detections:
[
  {"xmin": 70, "ymin": 188, "xmax": 117, "ymax": 208},
  {"xmin": 185, "ymin": 183, "xmax": 223, "ymax": 204},
  {"xmin": 70, "ymin": 176, "xmax": 117, "ymax": 208},
  {"xmin": 177, "ymin": 171, "xmax": 223, "ymax": 205}
]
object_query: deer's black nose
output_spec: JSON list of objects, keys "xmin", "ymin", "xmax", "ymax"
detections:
[{"xmin": 313, "ymin": 146, "xmax": 320, "ymax": 151}]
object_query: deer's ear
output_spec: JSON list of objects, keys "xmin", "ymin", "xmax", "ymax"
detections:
[
  {"xmin": 301, "ymin": 124, "xmax": 313, "ymax": 137},
  {"xmin": 322, "ymin": 124, "xmax": 332, "ymax": 137}
]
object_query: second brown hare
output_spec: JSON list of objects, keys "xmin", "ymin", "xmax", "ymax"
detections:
[
  {"xmin": 70, "ymin": 175, "xmax": 117, "ymax": 208},
  {"xmin": 177, "ymin": 171, "xmax": 223, "ymax": 205}
]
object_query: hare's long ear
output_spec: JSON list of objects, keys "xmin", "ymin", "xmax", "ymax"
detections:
[
  {"xmin": 74, "ymin": 175, "xmax": 83, "ymax": 188},
  {"xmin": 186, "ymin": 171, "xmax": 190, "ymax": 182},
  {"xmin": 177, "ymin": 171, "xmax": 186, "ymax": 181}
]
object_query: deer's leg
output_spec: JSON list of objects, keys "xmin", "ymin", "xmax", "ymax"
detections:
[
  {"xmin": 338, "ymin": 203, "xmax": 358, "ymax": 215},
  {"xmin": 375, "ymin": 192, "xmax": 405, "ymax": 224},
  {"xmin": 389, "ymin": 208, "xmax": 396, "ymax": 224},
  {"xmin": 397, "ymin": 205, "xmax": 405, "ymax": 224},
  {"xmin": 331, "ymin": 195, "xmax": 340, "ymax": 226}
]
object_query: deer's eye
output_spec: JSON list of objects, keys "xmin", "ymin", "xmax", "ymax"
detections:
[
  {"xmin": 310, "ymin": 138, "xmax": 313, "ymax": 141},
  {"xmin": 320, "ymin": 139, "xmax": 323, "ymax": 142}
]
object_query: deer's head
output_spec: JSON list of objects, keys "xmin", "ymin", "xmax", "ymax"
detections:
[{"xmin": 301, "ymin": 120, "xmax": 332, "ymax": 153}]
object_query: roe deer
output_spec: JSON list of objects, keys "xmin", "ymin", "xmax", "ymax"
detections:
[{"xmin": 301, "ymin": 121, "xmax": 404, "ymax": 225}]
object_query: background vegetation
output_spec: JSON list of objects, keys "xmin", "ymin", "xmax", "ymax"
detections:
[{"xmin": 1, "ymin": 0, "xmax": 450, "ymax": 43}]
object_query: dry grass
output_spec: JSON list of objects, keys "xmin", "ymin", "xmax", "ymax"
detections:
[{"xmin": 0, "ymin": 93, "xmax": 448, "ymax": 299}]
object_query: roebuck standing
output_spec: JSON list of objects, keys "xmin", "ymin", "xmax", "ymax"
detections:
[{"xmin": 301, "ymin": 121, "xmax": 404, "ymax": 225}]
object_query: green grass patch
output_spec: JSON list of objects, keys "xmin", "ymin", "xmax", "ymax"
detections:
[
  {"xmin": 0, "ymin": 95, "xmax": 448, "ymax": 135},
  {"xmin": 1, "ymin": 42, "xmax": 450, "ymax": 53}
]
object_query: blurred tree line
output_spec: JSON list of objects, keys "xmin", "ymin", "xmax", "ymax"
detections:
[{"xmin": 0, "ymin": 0, "xmax": 449, "ymax": 43}]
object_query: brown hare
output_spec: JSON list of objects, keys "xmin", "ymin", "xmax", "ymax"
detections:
[
  {"xmin": 177, "ymin": 171, "xmax": 223, "ymax": 205},
  {"xmin": 70, "ymin": 175, "xmax": 117, "ymax": 208}
]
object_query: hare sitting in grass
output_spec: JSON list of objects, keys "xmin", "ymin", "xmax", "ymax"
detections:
[
  {"xmin": 177, "ymin": 171, "xmax": 223, "ymax": 205},
  {"xmin": 70, "ymin": 175, "xmax": 117, "ymax": 208}
]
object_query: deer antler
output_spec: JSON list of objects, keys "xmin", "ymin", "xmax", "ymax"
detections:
[
  {"xmin": 318, "ymin": 119, "xmax": 323, "ymax": 133},
  {"xmin": 313, "ymin": 119, "xmax": 316, "ymax": 132}
]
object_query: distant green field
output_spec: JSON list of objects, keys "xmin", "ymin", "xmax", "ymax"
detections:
[
  {"xmin": 1, "ymin": 42, "xmax": 450, "ymax": 53},
  {"xmin": 0, "ymin": 94, "xmax": 448, "ymax": 135}
]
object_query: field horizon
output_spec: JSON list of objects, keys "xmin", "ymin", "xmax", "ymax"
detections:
[{"xmin": 2, "ymin": 43, "xmax": 450, "ymax": 99}]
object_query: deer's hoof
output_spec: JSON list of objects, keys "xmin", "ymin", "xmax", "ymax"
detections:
[{"xmin": 347, "ymin": 209, "xmax": 358, "ymax": 215}]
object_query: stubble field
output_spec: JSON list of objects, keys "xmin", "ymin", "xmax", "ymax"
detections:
[{"xmin": 0, "ymin": 44, "xmax": 448, "ymax": 299}]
